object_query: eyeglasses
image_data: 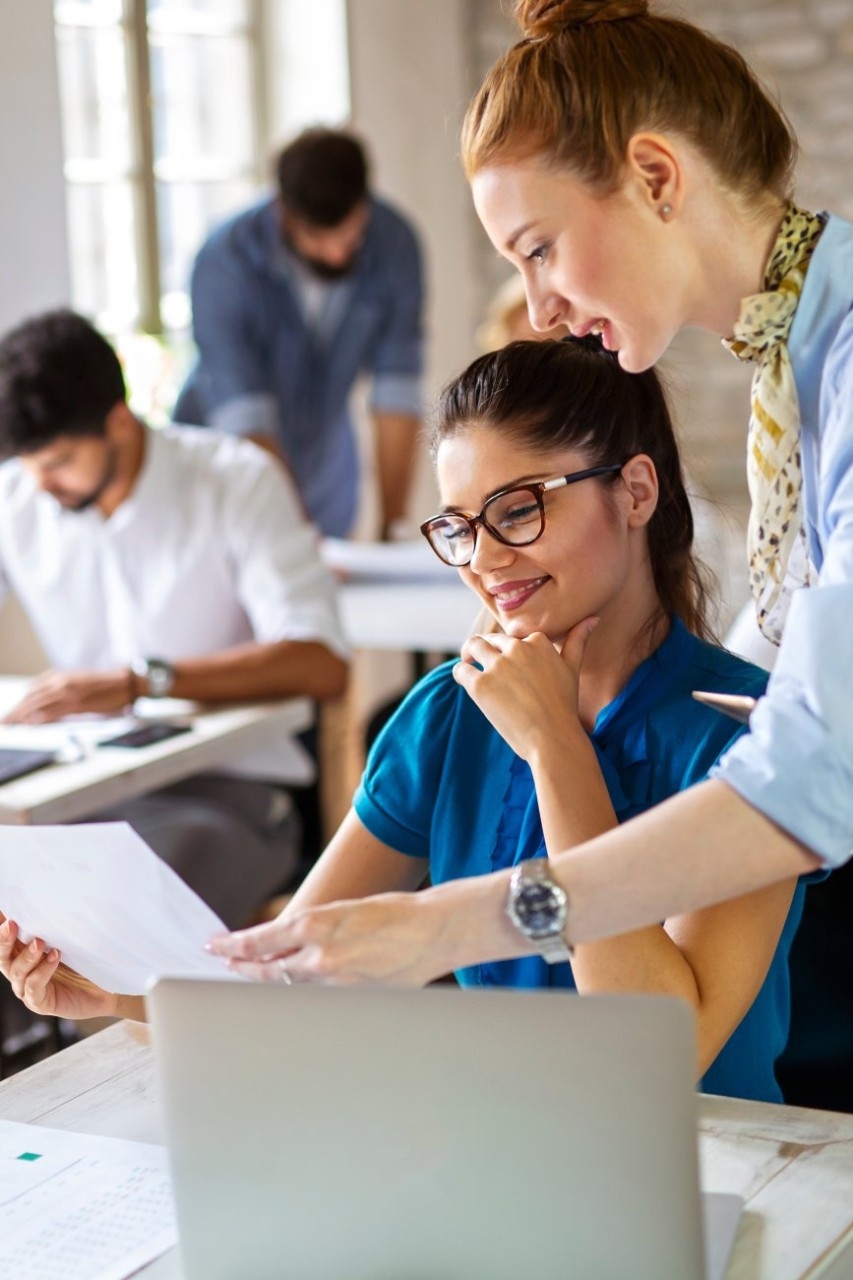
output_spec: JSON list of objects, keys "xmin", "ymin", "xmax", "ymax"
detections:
[{"xmin": 419, "ymin": 463, "xmax": 626, "ymax": 567}]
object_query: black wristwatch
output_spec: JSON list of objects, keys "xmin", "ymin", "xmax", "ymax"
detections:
[
  {"xmin": 506, "ymin": 858, "xmax": 572, "ymax": 964},
  {"xmin": 131, "ymin": 657, "xmax": 176, "ymax": 699}
]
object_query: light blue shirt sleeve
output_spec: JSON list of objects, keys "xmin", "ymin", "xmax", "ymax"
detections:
[
  {"xmin": 209, "ymin": 392, "xmax": 279, "ymax": 440},
  {"xmin": 713, "ymin": 585, "xmax": 853, "ymax": 865},
  {"xmin": 712, "ymin": 286, "xmax": 853, "ymax": 868},
  {"xmin": 367, "ymin": 214, "xmax": 425, "ymax": 418},
  {"xmin": 371, "ymin": 372, "xmax": 423, "ymax": 419}
]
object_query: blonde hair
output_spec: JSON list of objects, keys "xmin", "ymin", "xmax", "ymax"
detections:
[{"xmin": 462, "ymin": 0, "xmax": 797, "ymax": 203}]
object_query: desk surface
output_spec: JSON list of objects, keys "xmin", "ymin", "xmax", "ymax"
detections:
[
  {"xmin": 0, "ymin": 679, "xmax": 313, "ymax": 826},
  {"xmin": 322, "ymin": 536, "xmax": 477, "ymax": 653},
  {"xmin": 337, "ymin": 578, "xmax": 476, "ymax": 653},
  {"xmin": 0, "ymin": 1021, "xmax": 851, "ymax": 1280}
]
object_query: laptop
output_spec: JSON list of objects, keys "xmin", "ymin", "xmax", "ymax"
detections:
[{"xmin": 148, "ymin": 981, "xmax": 743, "ymax": 1280}]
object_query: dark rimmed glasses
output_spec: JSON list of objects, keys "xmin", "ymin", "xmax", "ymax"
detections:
[{"xmin": 419, "ymin": 463, "xmax": 626, "ymax": 567}]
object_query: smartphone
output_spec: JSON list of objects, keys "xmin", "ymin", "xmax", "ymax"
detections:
[{"xmin": 98, "ymin": 721, "xmax": 192, "ymax": 749}]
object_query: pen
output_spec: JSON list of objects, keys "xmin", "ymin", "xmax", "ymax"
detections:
[{"xmin": 691, "ymin": 691, "xmax": 758, "ymax": 724}]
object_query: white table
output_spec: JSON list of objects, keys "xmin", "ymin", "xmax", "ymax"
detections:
[
  {"xmin": 323, "ymin": 538, "xmax": 477, "ymax": 655},
  {"xmin": 0, "ymin": 1021, "xmax": 851, "ymax": 1280},
  {"xmin": 0, "ymin": 678, "xmax": 313, "ymax": 826},
  {"xmin": 337, "ymin": 579, "xmax": 477, "ymax": 654}
]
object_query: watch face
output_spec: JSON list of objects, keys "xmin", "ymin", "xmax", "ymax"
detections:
[
  {"xmin": 147, "ymin": 660, "xmax": 175, "ymax": 697},
  {"xmin": 514, "ymin": 881, "xmax": 565, "ymax": 939}
]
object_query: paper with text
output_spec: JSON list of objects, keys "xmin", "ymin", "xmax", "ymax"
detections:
[
  {"xmin": 0, "ymin": 1118, "xmax": 177, "ymax": 1280},
  {"xmin": 0, "ymin": 822, "xmax": 233, "ymax": 993}
]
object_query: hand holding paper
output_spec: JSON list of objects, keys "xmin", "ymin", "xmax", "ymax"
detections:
[
  {"xmin": 0, "ymin": 822, "xmax": 236, "ymax": 996},
  {"xmin": 0, "ymin": 916, "xmax": 121, "ymax": 1021}
]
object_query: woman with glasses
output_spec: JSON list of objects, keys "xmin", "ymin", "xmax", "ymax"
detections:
[
  {"xmin": 222, "ymin": 337, "xmax": 810, "ymax": 1102},
  {"xmin": 6, "ymin": 337, "xmax": 808, "ymax": 1102}
]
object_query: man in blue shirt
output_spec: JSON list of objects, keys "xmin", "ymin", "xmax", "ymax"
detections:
[{"xmin": 173, "ymin": 128, "xmax": 425, "ymax": 539}]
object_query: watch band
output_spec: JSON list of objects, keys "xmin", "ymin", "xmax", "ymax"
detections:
[{"xmin": 538, "ymin": 932, "xmax": 573, "ymax": 965}]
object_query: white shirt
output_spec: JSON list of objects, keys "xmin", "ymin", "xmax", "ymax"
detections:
[{"xmin": 0, "ymin": 425, "xmax": 348, "ymax": 777}]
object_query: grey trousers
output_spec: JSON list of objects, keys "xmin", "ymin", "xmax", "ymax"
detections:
[{"xmin": 87, "ymin": 773, "xmax": 301, "ymax": 928}]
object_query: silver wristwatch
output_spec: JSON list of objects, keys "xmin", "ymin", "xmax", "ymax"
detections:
[
  {"xmin": 506, "ymin": 858, "xmax": 572, "ymax": 964},
  {"xmin": 131, "ymin": 657, "xmax": 176, "ymax": 699}
]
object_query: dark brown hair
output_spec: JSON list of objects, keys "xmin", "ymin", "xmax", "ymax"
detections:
[
  {"xmin": 0, "ymin": 309, "xmax": 125, "ymax": 460},
  {"xmin": 462, "ymin": 0, "xmax": 796, "ymax": 204},
  {"xmin": 433, "ymin": 336, "xmax": 714, "ymax": 640},
  {"xmin": 276, "ymin": 127, "xmax": 369, "ymax": 227}
]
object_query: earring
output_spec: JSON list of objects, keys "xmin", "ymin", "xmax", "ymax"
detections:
[{"xmin": 660, "ymin": 202, "xmax": 673, "ymax": 219}]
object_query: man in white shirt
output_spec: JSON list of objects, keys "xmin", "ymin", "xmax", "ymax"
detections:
[{"xmin": 0, "ymin": 309, "xmax": 348, "ymax": 926}]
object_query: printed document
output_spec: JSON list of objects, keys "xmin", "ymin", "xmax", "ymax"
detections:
[
  {"xmin": 0, "ymin": 1118, "xmax": 177, "ymax": 1280},
  {"xmin": 0, "ymin": 822, "xmax": 235, "ymax": 994}
]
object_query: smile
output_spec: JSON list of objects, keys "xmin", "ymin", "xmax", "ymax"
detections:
[
  {"xmin": 489, "ymin": 576, "xmax": 549, "ymax": 611},
  {"xmin": 572, "ymin": 319, "xmax": 608, "ymax": 340}
]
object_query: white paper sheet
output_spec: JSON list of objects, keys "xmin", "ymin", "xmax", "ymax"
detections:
[
  {"xmin": 0, "ymin": 1119, "xmax": 177, "ymax": 1280},
  {"xmin": 0, "ymin": 715, "xmax": 136, "ymax": 761},
  {"xmin": 0, "ymin": 822, "xmax": 236, "ymax": 994}
]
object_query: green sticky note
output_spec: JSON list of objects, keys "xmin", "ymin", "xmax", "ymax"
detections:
[{"xmin": 17, "ymin": 1152, "xmax": 42, "ymax": 1161}]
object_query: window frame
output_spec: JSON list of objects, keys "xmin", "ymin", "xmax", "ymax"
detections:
[{"xmin": 54, "ymin": 0, "xmax": 268, "ymax": 336}]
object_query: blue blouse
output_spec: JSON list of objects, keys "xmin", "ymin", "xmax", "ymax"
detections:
[{"xmin": 354, "ymin": 618, "xmax": 806, "ymax": 1103}]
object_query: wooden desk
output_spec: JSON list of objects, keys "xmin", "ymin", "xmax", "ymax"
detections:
[
  {"xmin": 0, "ymin": 679, "xmax": 313, "ymax": 826},
  {"xmin": 0, "ymin": 1021, "xmax": 851, "ymax": 1280}
]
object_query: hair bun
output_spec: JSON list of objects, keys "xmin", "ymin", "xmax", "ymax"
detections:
[{"xmin": 515, "ymin": 0, "xmax": 648, "ymax": 39}]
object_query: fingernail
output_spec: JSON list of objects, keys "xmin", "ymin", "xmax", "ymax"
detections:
[{"xmin": 47, "ymin": 949, "xmax": 59, "ymax": 963}]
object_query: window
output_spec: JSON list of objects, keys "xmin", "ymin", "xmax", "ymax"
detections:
[{"xmin": 53, "ymin": 0, "xmax": 349, "ymax": 413}]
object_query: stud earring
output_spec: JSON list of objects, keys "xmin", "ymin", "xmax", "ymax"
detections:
[{"xmin": 660, "ymin": 202, "xmax": 673, "ymax": 218}]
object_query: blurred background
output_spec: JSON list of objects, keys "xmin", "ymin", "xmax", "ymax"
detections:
[{"xmin": 2, "ymin": 0, "xmax": 852, "ymax": 633}]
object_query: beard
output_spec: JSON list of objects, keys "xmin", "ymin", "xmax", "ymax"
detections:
[
  {"xmin": 299, "ymin": 253, "xmax": 357, "ymax": 282},
  {"xmin": 52, "ymin": 447, "xmax": 117, "ymax": 512},
  {"xmin": 281, "ymin": 225, "xmax": 360, "ymax": 281}
]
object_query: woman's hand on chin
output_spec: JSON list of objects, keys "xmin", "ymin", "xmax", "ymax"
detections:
[{"xmin": 452, "ymin": 617, "xmax": 598, "ymax": 759}]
